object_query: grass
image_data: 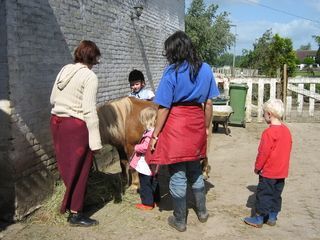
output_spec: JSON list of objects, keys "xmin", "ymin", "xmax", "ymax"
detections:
[
  {"xmin": 295, "ymin": 70, "xmax": 320, "ymax": 77},
  {"xmin": 27, "ymin": 182, "xmax": 68, "ymax": 225},
  {"xmin": 27, "ymin": 169, "xmax": 128, "ymax": 225}
]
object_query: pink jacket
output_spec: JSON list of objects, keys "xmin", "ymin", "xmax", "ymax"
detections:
[{"xmin": 130, "ymin": 129, "xmax": 153, "ymax": 170}]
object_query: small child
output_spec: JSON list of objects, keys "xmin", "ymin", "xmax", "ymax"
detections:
[
  {"xmin": 244, "ymin": 99, "xmax": 292, "ymax": 228},
  {"xmin": 130, "ymin": 107, "xmax": 160, "ymax": 210},
  {"xmin": 128, "ymin": 69, "xmax": 155, "ymax": 100}
]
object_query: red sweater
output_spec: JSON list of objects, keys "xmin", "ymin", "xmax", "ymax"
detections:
[{"xmin": 255, "ymin": 124, "xmax": 292, "ymax": 179}]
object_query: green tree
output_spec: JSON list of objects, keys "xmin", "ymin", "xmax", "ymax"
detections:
[
  {"xmin": 269, "ymin": 34, "xmax": 297, "ymax": 77},
  {"xmin": 312, "ymin": 35, "xmax": 320, "ymax": 64},
  {"xmin": 303, "ymin": 57, "xmax": 315, "ymax": 65},
  {"xmin": 185, "ymin": 0, "xmax": 234, "ymax": 65},
  {"xmin": 240, "ymin": 30, "xmax": 297, "ymax": 77},
  {"xmin": 299, "ymin": 43, "xmax": 311, "ymax": 50},
  {"xmin": 216, "ymin": 53, "xmax": 233, "ymax": 67}
]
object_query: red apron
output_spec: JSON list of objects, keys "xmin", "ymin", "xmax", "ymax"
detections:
[{"xmin": 146, "ymin": 104, "xmax": 207, "ymax": 165}]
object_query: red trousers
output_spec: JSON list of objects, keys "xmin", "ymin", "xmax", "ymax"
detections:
[{"xmin": 50, "ymin": 115, "xmax": 93, "ymax": 213}]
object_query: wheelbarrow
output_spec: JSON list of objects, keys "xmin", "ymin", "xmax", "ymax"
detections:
[{"xmin": 212, "ymin": 105, "xmax": 233, "ymax": 135}]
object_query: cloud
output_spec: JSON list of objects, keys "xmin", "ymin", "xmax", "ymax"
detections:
[
  {"xmin": 307, "ymin": 0, "xmax": 320, "ymax": 13},
  {"xmin": 235, "ymin": 19, "xmax": 319, "ymax": 53}
]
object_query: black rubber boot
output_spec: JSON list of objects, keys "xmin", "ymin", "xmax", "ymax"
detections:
[
  {"xmin": 168, "ymin": 197, "xmax": 187, "ymax": 232},
  {"xmin": 193, "ymin": 188, "xmax": 209, "ymax": 223}
]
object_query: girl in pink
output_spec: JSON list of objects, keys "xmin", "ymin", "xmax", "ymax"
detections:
[{"xmin": 130, "ymin": 107, "xmax": 160, "ymax": 210}]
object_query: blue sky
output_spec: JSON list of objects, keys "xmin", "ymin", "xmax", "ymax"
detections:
[{"xmin": 185, "ymin": 0, "xmax": 320, "ymax": 55}]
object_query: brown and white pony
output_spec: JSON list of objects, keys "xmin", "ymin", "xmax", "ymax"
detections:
[{"xmin": 97, "ymin": 97, "xmax": 211, "ymax": 189}]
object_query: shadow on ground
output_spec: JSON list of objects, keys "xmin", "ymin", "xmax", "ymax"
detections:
[
  {"xmin": 246, "ymin": 185, "xmax": 257, "ymax": 217},
  {"xmin": 84, "ymin": 170, "xmax": 123, "ymax": 216}
]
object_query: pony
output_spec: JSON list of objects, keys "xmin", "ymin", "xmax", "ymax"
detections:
[
  {"xmin": 97, "ymin": 96, "xmax": 211, "ymax": 190},
  {"xmin": 97, "ymin": 97, "xmax": 156, "ymax": 189}
]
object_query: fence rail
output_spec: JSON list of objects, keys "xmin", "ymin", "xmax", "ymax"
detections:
[{"xmin": 216, "ymin": 75, "xmax": 320, "ymax": 123}]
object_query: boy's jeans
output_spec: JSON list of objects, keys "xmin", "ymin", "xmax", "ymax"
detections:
[{"xmin": 256, "ymin": 176, "xmax": 285, "ymax": 216}]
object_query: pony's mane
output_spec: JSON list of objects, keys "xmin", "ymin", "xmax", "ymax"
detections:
[{"xmin": 97, "ymin": 97, "xmax": 133, "ymax": 146}]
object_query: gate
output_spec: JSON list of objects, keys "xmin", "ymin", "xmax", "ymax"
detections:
[{"xmin": 215, "ymin": 73, "xmax": 320, "ymax": 123}]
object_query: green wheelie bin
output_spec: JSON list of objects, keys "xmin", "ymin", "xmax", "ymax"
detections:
[{"xmin": 228, "ymin": 83, "xmax": 248, "ymax": 127}]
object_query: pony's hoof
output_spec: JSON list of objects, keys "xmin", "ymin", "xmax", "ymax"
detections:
[{"xmin": 127, "ymin": 184, "xmax": 139, "ymax": 193}]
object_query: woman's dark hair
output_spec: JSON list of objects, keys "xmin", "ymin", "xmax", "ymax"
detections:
[
  {"xmin": 74, "ymin": 40, "xmax": 101, "ymax": 65},
  {"xmin": 163, "ymin": 31, "xmax": 202, "ymax": 80},
  {"xmin": 128, "ymin": 69, "xmax": 145, "ymax": 83}
]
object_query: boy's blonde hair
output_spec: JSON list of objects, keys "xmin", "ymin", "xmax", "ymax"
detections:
[
  {"xmin": 140, "ymin": 107, "xmax": 157, "ymax": 130},
  {"xmin": 263, "ymin": 98, "xmax": 284, "ymax": 119}
]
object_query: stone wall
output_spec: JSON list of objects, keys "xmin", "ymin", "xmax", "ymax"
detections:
[{"xmin": 0, "ymin": 0, "xmax": 185, "ymax": 221}]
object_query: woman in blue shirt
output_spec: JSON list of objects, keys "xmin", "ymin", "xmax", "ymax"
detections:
[{"xmin": 146, "ymin": 31, "xmax": 219, "ymax": 232}]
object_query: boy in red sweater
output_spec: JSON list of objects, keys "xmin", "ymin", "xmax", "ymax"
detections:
[{"xmin": 244, "ymin": 99, "xmax": 292, "ymax": 228}]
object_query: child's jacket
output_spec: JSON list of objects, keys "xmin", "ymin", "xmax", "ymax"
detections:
[
  {"xmin": 255, "ymin": 124, "xmax": 292, "ymax": 178},
  {"xmin": 130, "ymin": 129, "xmax": 153, "ymax": 176}
]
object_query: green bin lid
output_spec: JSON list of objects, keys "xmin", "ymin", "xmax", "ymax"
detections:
[{"xmin": 229, "ymin": 83, "xmax": 248, "ymax": 89}]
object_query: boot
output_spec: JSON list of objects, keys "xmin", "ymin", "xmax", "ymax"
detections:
[
  {"xmin": 244, "ymin": 215, "xmax": 264, "ymax": 228},
  {"xmin": 168, "ymin": 197, "xmax": 187, "ymax": 232},
  {"xmin": 68, "ymin": 213, "xmax": 99, "ymax": 227},
  {"xmin": 266, "ymin": 212, "xmax": 278, "ymax": 226},
  {"xmin": 193, "ymin": 188, "xmax": 209, "ymax": 223}
]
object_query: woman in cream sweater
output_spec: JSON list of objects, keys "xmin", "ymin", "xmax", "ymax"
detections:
[{"xmin": 50, "ymin": 40, "xmax": 102, "ymax": 227}]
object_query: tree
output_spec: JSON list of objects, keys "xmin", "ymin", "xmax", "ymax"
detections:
[
  {"xmin": 303, "ymin": 57, "xmax": 315, "ymax": 65},
  {"xmin": 240, "ymin": 30, "xmax": 297, "ymax": 77},
  {"xmin": 185, "ymin": 0, "xmax": 234, "ymax": 65},
  {"xmin": 299, "ymin": 43, "xmax": 311, "ymax": 50},
  {"xmin": 215, "ymin": 53, "xmax": 233, "ymax": 67},
  {"xmin": 312, "ymin": 35, "xmax": 320, "ymax": 64}
]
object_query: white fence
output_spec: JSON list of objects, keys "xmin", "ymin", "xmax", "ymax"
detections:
[{"xmin": 216, "ymin": 75, "xmax": 320, "ymax": 122}]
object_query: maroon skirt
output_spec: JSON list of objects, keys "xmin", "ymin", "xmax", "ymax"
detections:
[
  {"xmin": 146, "ymin": 104, "xmax": 207, "ymax": 165},
  {"xmin": 50, "ymin": 115, "xmax": 93, "ymax": 213}
]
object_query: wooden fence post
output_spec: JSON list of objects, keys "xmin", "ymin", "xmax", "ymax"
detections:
[
  {"xmin": 246, "ymin": 78, "xmax": 252, "ymax": 122},
  {"xmin": 258, "ymin": 78, "xmax": 264, "ymax": 122},
  {"xmin": 309, "ymin": 84, "xmax": 315, "ymax": 117},
  {"xmin": 282, "ymin": 64, "xmax": 288, "ymax": 119},
  {"xmin": 297, "ymin": 84, "xmax": 304, "ymax": 116}
]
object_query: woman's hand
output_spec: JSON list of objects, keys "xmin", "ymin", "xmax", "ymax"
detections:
[{"xmin": 150, "ymin": 138, "xmax": 158, "ymax": 151}]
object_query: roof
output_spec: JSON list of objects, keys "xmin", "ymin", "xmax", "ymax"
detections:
[{"xmin": 295, "ymin": 50, "xmax": 317, "ymax": 60}]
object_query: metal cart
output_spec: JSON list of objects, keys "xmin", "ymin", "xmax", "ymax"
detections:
[{"xmin": 212, "ymin": 104, "xmax": 233, "ymax": 135}]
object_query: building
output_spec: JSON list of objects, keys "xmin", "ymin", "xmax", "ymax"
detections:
[{"xmin": 0, "ymin": 0, "xmax": 185, "ymax": 221}]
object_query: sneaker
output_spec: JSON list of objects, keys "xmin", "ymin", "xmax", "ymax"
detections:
[
  {"xmin": 135, "ymin": 203, "xmax": 154, "ymax": 210},
  {"xmin": 266, "ymin": 212, "xmax": 278, "ymax": 226},
  {"xmin": 243, "ymin": 215, "xmax": 264, "ymax": 228}
]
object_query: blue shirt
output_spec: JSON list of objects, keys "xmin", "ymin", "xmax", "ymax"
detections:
[{"xmin": 154, "ymin": 62, "xmax": 219, "ymax": 108}]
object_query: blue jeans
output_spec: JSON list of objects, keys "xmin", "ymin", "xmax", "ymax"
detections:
[
  {"xmin": 256, "ymin": 176, "xmax": 285, "ymax": 216},
  {"xmin": 168, "ymin": 161, "xmax": 204, "ymax": 199},
  {"xmin": 139, "ymin": 173, "xmax": 160, "ymax": 206}
]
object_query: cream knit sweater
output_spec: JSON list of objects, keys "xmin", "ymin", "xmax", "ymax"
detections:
[{"xmin": 50, "ymin": 63, "xmax": 102, "ymax": 151}]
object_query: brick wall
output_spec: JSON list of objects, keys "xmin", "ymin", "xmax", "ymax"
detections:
[{"xmin": 0, "ymin": 0, "xmax": 185, "ymax": 220}]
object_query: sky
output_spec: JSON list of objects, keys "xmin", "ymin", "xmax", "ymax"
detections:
[{"xmin": 185, "ymin": 0, "xmax": 320, "ymax": 55}]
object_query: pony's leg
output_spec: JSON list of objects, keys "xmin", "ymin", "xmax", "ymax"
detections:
[
  {"xmin": 117, "ymin": 147, "xmax": 130, "ymax": 188},
  {"xmin": 120, "ymin": 159, "xmax": 130, "ymax": 188},
  {"xmin": 130, "ymin": 169, "xmax": 140, "ymax": 190}
]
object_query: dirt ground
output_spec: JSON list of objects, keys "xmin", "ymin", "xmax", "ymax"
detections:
[{"xmin": 1, "ymin": 122, "xmax": 320, "ymax": 240}]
